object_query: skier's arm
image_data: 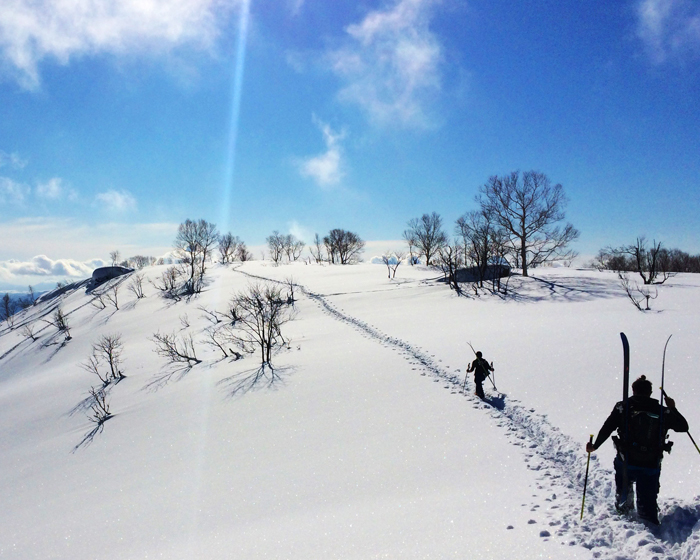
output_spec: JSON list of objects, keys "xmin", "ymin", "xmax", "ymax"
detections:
[
  {"xmin": 664, "ymin": 398, "xmax": 689, "ymax": 433},
  {"xmin": 661, "ymin": 393, "xmax": 689, "ymax": 432},
  {"xmin": 588, "ymin": 405, "xmax": 621, "ymax": 452}
]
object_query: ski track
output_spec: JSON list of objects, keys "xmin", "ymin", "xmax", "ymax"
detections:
[{"xmin": 238, "ymin": 268, "xmax": 700, "ymax": 560}]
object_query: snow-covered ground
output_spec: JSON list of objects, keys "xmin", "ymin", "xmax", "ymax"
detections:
[{"xmin": 1, "ymin": 262, "xmax": 698, "ymax": 560}]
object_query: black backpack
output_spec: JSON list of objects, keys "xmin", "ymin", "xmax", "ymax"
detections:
[{"xmin": 626, "ymin": 409, "xmax": 663, "ymax": 464}]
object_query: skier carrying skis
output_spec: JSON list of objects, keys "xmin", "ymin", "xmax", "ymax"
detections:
[
  {"xmin": 467, "ymin": 351, "xmax": 493, "ymax": 400},
  {"xmin": 586, "ymin": 375, "xmax": 688, "ymax": 524}
]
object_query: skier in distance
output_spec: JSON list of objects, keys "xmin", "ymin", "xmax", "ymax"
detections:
[
  {"xmin": 586, "ymin": 375, "xmax": 688, "ymax": 524},
  {"xmin": 467, "ymin": 351, "xmax": 493, "ymax": 400}
]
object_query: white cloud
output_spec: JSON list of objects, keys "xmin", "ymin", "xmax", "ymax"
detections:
[
  {"xmin": 328, "ymin": 0, "xmax": 443, "ymax": 128},
  {"xmin": 0, "ymin": 150, "xmax": 28, "ymax": 169},
  {"xmin": 36, "ymin": 177, "xmax": 77, "ymax": 201},
  {"xmin": 299, "ymin": 118, "xmax": 345, "ymax": 187},
  {"xmin": 95, "ymin": 189, "xmax": 137, "ymax": 211},
  {"xmin": 288, "ymin": 220, "xmax": 312, "ymax": 243},
  {"xmin": 0, "ymin": 217, "xmax": 177, "ymax": 274},
  {"xmin": 0, "ymin": 0, "xmax": 239, "ymax": 89},
  {"xmin": 0, "ymin": 177, "xmax": 30, "ymax": 204},
  {"xmin": 636, "ymin": 0, "xmax": 700, "ymax": 63},
  {"xmin": 0, "ymin": 254, "xmax": 104, "ymax": 278}
]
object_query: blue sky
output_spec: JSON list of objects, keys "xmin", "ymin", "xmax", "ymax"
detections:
[{"xmin": 1, "ymin": 0, "xmax": 699, "ymax": 290}]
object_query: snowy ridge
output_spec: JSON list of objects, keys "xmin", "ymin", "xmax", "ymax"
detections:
[{"xmin": 236, "ymin": 267, "xmax": 700, "ymax": 560}]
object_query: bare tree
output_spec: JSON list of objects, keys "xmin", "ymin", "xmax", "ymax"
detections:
[
  {"xmin": 218, "ymin": 232, "xmax": 244, "ymax": 264},
  {"xmin": 478, "ymin": 170, "xmax": 579, "ymax": 277},
  {"xmin": 405, "ymin": 213, "xmax": 447, "ymax": 266},
  {"xmin": 127, "ymin": 273, "xmax": 146, "ymax": 299},
  {"xmin": 620, "ymin": 237, "xmax": 673, "ymax": 285},
  {"xmin": 236, "ymin": 242, "xmax": 253, "ymax": 262},
  {"xmin": 456, "ymin": 209, "xmax": 507, "ymax": 288},
  {"xmin": 619, "ymin": 273, "xmax": 659, "ymax": 311},
  {"xmin": 227, "ymin": 283, "xmax": 296, "ymax": 367},
  {"xmin": 402, "ymin": 229, "xmax": 418, "ymax": 265},
  {"xmin": 283, "ymin": 234, "xmax": 305, "ymax": 261},
  {"xmin": 323, "ymin": 229, "xmax": 365, "ymax": 264},
  {"xmin": 109, "ymin": 250, "xmax": 121, "ymax": 266},
  {"xmin": 173, "ymin": 218, "xmax": 219, "ymax": 293},
  {"xmin": 103, "ymin": 283, "xmax": 120, "ymax": 310},
  {"xmin": 82, "ymin": 334, "xmax": 126, "ymax": 385},
  {"xmin": 310, "ymin": 233, "xmax": 325, "ymax": 263},
  {"xmin": 436, "ymin": 242, "xmax": 463, "ymax": 293},
  {"xmin": 151, "ymin": 332, "xmax": 201, "ymax": 366},
  {"xmin": 266, "ymin": 231, "xmax": 285, "ymax": 265},
  {"xmin": 45, "ymin": 306, "xmax": 71, "ymax": 339},
  {"xmin": 381, "ymin": 251, "xmax": 406, "ymax": 279},
  {"xmin": 151, "ymin": 266, "xmax": 181, "ymax": 299},
  {"xmin": 1, "ymin": 293, "xmax": 18, "ymax": 327}
]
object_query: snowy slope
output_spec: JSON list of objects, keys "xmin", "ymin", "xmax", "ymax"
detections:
[{"xmin": 0, "ymin": 262, "xmax": 698, "ymax": 560}]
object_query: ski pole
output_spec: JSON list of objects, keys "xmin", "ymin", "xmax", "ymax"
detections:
[
  {"xmin": 661, "ymin": 388, "xmax": 700, "ymax": 456},
  {"xmin": 462, "ymin": 370, "xmax": 469, "ymax": 393},
  {"xmin": 581, "ymin": 434, "xmax": 594, "ymax": 520},
  {"xmin": 688, "ymin": 432, "xmax": 700, "ymax": 456}
]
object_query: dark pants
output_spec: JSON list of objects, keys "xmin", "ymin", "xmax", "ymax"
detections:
[
  {"xmin": 475, "ymin": 376, "xmax": 485, "ymax": 399},
  {"xmin": 613, "ymin": 456, "xmax": 660, "ymax": 522}
]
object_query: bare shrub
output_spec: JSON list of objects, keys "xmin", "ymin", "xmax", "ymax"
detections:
[
  {"xmin": 81, "ymin": 334, "xmax": 125, "ymax": 385},
  {"xmin": 21, "ymin": 323, "xmax": 38, "ymax": 341},
  {"xmin": 151, "ymin": 266, "xmax": 181, "ymax": 299},
  {"xmin": 198, "ymin": 305, "xmax": 222, "ymax": 326},
  {"xmin": 201, "ymin": 326, "xmax": 233, "ymax": 359},
  {"xmin": 88, "ymin": 387, "xmax": 112, "ymax": 425},
  {"xmin": 151, "ymin": 332, "xmax": 201, "ymax": 366},
  {"xmin": 619, "ymin": 273, "xmax": 659, "ymax": 311},
  {"xmin": 127, "ymin": 273, "xmax": 146, "ymax": 299},
  {"xmin": 179, "ymin": 314, "xmax": 190, "ymax": 329},
  {"xmin": 226, "ymin": 283, "xmax": 296, "ymax": 367},
  {"xmin": 45, "ymin": 306, "xmax": 71, "ymax": 339}
]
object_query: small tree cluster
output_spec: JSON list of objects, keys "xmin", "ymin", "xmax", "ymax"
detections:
[
  {"xmin": 174, "ymin": 218, "xmax": 219, "ymax": 293},
  {"xmin": 595, "ymin": 237, "xmax": 697, "ymax": 284},
  {"xmin": 323, "ymin": 229, "xmax": 365, "ymax": 264},
  {"xmin": 151, "ymin": 266, "xmax": 181, "ymax": 299},
  {"xmin": 266, "ymin": 231, "xmax": 305, "ymax": 265},
  {"xmin": 218, "ymin": 233, "xmax": 252, "ymax": 263},
  {"xmin": 404, "ymin": 212, "xmax": 447, "ymax": 266}
]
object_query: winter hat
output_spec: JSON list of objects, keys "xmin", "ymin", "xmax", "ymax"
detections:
[
  {"xmin": 632, "ymin": 375, "xmax": 653, "ymax": 397},
  {"xmin": 476, "ymin": 351, "xmax": 482, "ymax": 358}
]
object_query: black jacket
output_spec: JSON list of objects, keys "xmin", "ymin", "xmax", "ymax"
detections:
[{"xmin": 592, "ymin": 395, "xmax": 688, "ymax": 468}]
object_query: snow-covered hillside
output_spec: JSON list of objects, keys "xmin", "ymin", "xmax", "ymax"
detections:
[{"xmin": 1, "ymin": 262, "xmax": 698, "ymax": 560}]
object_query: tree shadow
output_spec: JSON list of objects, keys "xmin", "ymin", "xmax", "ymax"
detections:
[
  {"xmin": 218, "ymin": 363, "xmax": 294, "ymax": 398},
  {"xmin": 143, "ymin": 364, "xmax": 194, "ymax": 392},
  {"xmin": 72, "ymin": 416, "xmax": 112, "ymax": 452},
  {"xmin": 486, "ymin": 274, "xmax": 623, "ymax": 304}
]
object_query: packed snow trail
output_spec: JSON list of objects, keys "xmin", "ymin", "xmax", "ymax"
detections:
[{"xmin": 237, "ymin": 267, "xmax": 700, "ymax": 560}]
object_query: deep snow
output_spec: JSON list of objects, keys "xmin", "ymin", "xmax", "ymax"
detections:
[{"xmin": 0, "ymin": 262, "xmax": 698, "ymax": 559}]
